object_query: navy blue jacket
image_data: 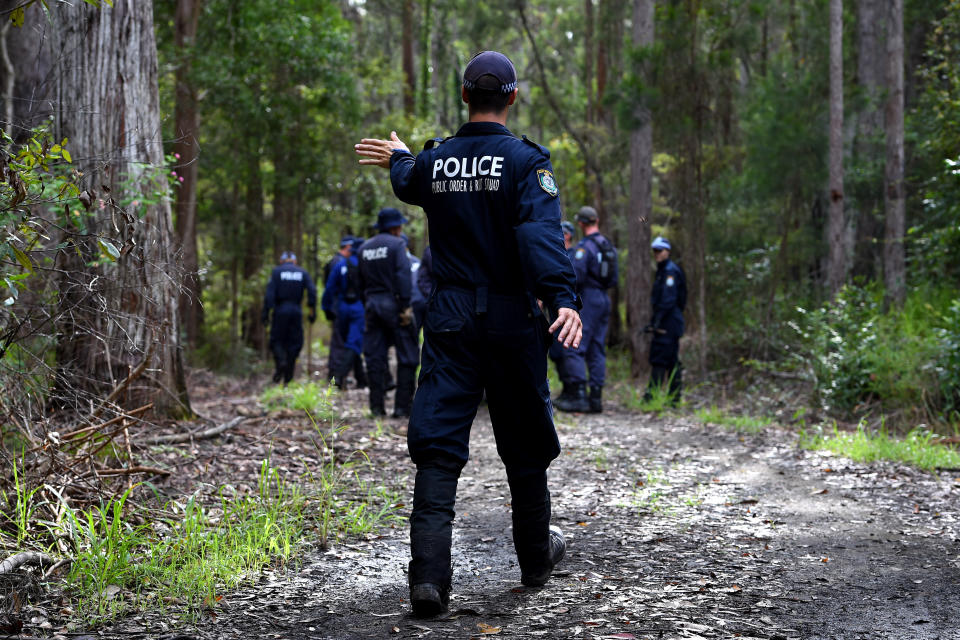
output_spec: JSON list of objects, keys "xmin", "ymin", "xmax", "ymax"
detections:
[
  {"xmin": 263, "ymin": 263, "xmax": 317, "ymax": 315},
  {"xmin": 321, "ymin": 254, "xmax": 360, "ymax": 312},
  {"xmin": 388, "ymin": 121, "xmax": 577, "ymax": 314},
  {"xmin": 651, "ymin": 259, "xmax": 686, "ymax": 337},
  {"xmin": 417, "ymin": 246, "xmax": 435, "ymax": 301},
  {"xmin": 572, "ymin": 232, "xmax": 617, "ymax": 292},
  {"xmin": 357, "ymin": 233, "xmax": 412, "ymax": 308}
]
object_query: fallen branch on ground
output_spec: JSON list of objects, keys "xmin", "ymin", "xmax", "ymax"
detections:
[
  {"xmin": 143, "ymin": 415, "xmax": 254, "ymax": 445},
  {"xmin": 0, "ymin": 552, "xmax": 55, "ymax": 574}
]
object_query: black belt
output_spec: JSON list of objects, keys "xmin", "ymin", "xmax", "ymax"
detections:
[{"xmin": 436, "ymin": 283, "xmax": 532, "ymax": 316}]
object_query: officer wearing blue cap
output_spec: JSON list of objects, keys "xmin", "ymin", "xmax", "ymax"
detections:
[
  {"xmin": 548, "ymin": 221, "xmax": 577, "ymax": 399},
  {"xmin": 644, "ymin": 236, "xmax": 686, "ymax": 402},
  {"xmin": 321, "ymin": 236, "xmax": 366, "ymax": 389},
  {"xmin": 262, "ymin": 251, "xmax": 317, "ymax": 384},
  {"xmin": 356, "ymin": 208, "xmax": 419, "ymax": 417},
  {"xmin": 356, "ymin": 49, "xmax": 582, "ymax": 616},
  {"xmin": 555, "ymin": 206, "xmax": 618, "ymax": 413}
]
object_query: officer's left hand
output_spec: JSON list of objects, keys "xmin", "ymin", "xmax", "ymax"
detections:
[
  {"xmin": 308, "ymin": 310, "xmax": 317, "ymax": 324},
  {"xmin": 398, "ymin": 306, "xmax": 414, "ymax": 327},
  {"xmin": 355, "ymin": 131, "xmax": 410, "ymax": 169},
  {"xmin": 550, "ymin": 307, "xmax": 582, "ymax": 349}
]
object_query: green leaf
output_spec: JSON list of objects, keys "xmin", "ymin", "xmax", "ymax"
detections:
[
  {"xmin": 98, "ymin": 240, "xmax": 120, "ymax": 261},
  {"xmin": 11, "ymin": 246, "xmax": 33, "ymax": 273},
  {"xmin": 62, "ymin": 148, "xmax": 72, "ymax": 163},
  {"xmin": 10, "ymin": 8, "xmax": 25, "ymax": 28}
]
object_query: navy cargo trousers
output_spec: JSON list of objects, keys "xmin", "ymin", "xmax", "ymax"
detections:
[{"xmin": 406, "ymin": 286, "xmax": 560, "ymax": 591}]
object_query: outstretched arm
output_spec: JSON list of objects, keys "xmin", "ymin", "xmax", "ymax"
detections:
[{"xmin": 355, "ymin": 131, "xmax": 409, "ymax": 168}]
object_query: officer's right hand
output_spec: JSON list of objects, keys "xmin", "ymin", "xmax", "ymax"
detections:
[
  {"xmin": 550, "ymin": 307, "xmax": 582, "ymax": 349},
  {"xmin": 398, "ymin": 306, "xmax": 414, "ymax": 327},
  {"xmin": 355, "ymin": 131, "xmax": 410, "ymax": 169}
]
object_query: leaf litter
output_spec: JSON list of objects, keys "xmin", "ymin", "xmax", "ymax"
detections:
[{"xmin": 21, "ymin": 372, "xmax": 960, "ymax": 640}]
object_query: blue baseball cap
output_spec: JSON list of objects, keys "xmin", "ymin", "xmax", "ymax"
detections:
[
  {"xmin": 377, "ymin": 207, "xmax": 408, "ymax": 231},
  {"xmin": 463, "ymin": 51, "xmax": 517, "ymax": 94},
  {"xmin": 339, "ymin": 235, "xmax": 355, "ymax": 248},
  {"xmin": 651, "ymin": 236, "xmax": 671, "ymax": 251},
  {"xmin": 280, "ymin": 251, "xmax": 296, "ymax": 261},
  {"xmin": 560, "ymin": 221, "xmax": 575, "ymax": 236}
]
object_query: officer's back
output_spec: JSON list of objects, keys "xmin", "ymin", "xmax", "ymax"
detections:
[
  {"xmin": 267, "ymin": 260, "xmax": 314, "ymax": 309},
  {"xmin": 358, "ymin": 232, "xmax": 410, "ymax": 300},
  {"xmin": 392, "ymin": 126, "xmax": 567, "ymax": 297}
]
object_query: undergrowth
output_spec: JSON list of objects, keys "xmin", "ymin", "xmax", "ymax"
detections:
[
  {"xmin": 799, "ymin": 422, "xmax": 960, "ymax": 471},
  {"xmin": 695, "ymin": 405, "xmax": 774, "ymax": 433}
]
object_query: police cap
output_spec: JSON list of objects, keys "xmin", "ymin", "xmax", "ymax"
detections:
[
  {"xmin": 575, "ymin": 206, "xmax": 598, "ymax": 224},
  {"xmin": 560, "ymin": 221, "xmax": 575, "ymax": 236},
  {"xmin": 280, "ymin": 251, "xmax": 296, "ymax": 262},
  {"xmin": 463, "ymin": 51, "xmax": 517, "ymax": 94},
  {"xmin": 340, "ymin": 235, "xmax": 355, "ymax": 248},
  {"xmin": 377, "ymin": 207, "xmax": 408, "ymax": 231},
  {"xmin": 651, "ymin": 236, "xmax": 671, "ymax": 251}
]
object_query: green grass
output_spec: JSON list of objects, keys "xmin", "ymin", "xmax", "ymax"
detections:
[
  {"xmin": 261, "ymin": 381, "xmax": 338, "ymax": 420},
  {"xmin": 799, "ymin": 423, "xmax": 960, "ymax": 470},
  {"xmin": 695, "ymin": 405, "xmax": 774, "ymax": 433}
]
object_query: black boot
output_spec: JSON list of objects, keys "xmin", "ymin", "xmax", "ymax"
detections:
[
  {"xmin": 409, "ymin": 457, "xmax": 461, "ymax": 615},
  {"xmin": 588, "ymin": 387, "xmax": 603, "ymax": 413},
  {"xmin": 332, "ymin": 351, "xmax": 356, "ymax": 390},
  {"xmin": 353, "ymin": 354, "xmax": 368, "ymax": 389},
  {"xmin": 643, "ymin": 366, "xmax": 668, "ymax": 401},
  {"xmin": 554, "ymin": 382, "xmax": 590, "ymax": 413},
  {"xmin": 368, "ymin": 372, "xmax": 386, "ymax": 416},
  {"xmin": 552, "ymin": 382, "xmax": 572, "ymax": 406},
  {"xmin": 393, "ymin": 365, "xmax": 416, "ymax": 418},
  {"xmin": 668, "ymin": 362, "xmax": 683, "ymax": 406}
]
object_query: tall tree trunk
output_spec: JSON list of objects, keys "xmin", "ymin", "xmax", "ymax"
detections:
[
  {"xmin": 627, "ymin": 0, "xmax": 654, "ymax": 379},
  {"xmin": 418, "ymin": 0, "xmax": 432, "ymax": 118},
  {"xmin": 402, "ymin": 0, "xmax": 415, "ymax": 116},
  {"xmin": 242, "ymin": 152, "xmax": 266, "ymax": 354},
  {"xmin": 48, "ymin": 0, "xmax": 190, "ymax": 416},
  {"xmin": 853, "ymin": 0, "xmax": 884, "ymax": 280},
  {"xmin": 883, "ymin": 0, "xmax": 905, "ymax": 307},
  {"xmin": 826, "ymin": 0, "xmax": 846, "ymax": 296},
  {"xmin": 584, "ymin": 0, "xmax": 595, "ymax": 124},
  {"xmin": 174, "ymin": 0, "xmax": 204, "ymax": 351}
]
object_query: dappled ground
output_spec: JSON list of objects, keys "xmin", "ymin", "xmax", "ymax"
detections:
[{"xmin": 20, "ymin": 371, "xmax": 960, "ymax": 640}]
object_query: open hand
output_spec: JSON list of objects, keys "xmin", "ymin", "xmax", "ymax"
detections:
[
  {"xmin": 549, "ymin": 307, "xmax": 582, "ymax": 349},
  {"xmin": 355, "ymin": 131, "xmax": 410, "ymax": 168}
]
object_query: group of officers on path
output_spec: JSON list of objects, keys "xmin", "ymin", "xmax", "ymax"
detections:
[
  {"xmin": 260, "ymin": 49, "xmax": 688, "ymax": 619},
  {"xmin": 262, "ymin": 207, "xmax": 687, "ymax": 415}
]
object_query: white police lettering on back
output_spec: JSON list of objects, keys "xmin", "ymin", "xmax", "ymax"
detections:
[
  {"xmin": 280, "ymin": 271, "xmax": 304, "ymax": 281},
  {"xmin": 432, "ymin": 156, "xmax": 504, "ymax": 179},
  {"xmin": 362, "ymin": 247, "xmax": 390, "ymax": 261}
]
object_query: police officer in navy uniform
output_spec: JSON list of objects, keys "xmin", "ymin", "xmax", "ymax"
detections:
[
  {"xmin": 356, "ymin": 50, "xmax": 582, "ymax": 617},
  {"xmin": 262, "ymin": 251, "xmax": 317, "ymax": 384},
  {"xmin": 357, "ymin": 209, "xmax": 419, "ymax": 417},
  {"xmin": 644, "ymin": 236, "xmax": 686, "ymax": 403},
  {"xmin": 321, "ymin": 236, "xmax": 366, "ymax": 389},
  {"xmin": 548, "ymin": 220, "xmax": 577, "ymax": 401},
  {"xmin": 555, "ymin": 206, "xmax": 617, "ymax": 413}
]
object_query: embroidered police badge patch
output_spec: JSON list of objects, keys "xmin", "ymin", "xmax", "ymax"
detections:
[
  {"xmin": 575, "ymin": 248, "xmax": 586, "ymax": 260},
  {"xmin": 666, "ymin": 275, "xmax": 675, "ymax": 287},
  {"xmin": 537, "ymin": 169, "xmax": 559, "ymax": 197}
]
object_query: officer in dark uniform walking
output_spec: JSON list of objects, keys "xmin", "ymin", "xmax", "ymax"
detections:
[
  {"xmin": 357, "ymin": 208, "xmax": 420, "ymax": 417},
  {"xmin": 555, "ymin": 206, "xmax": 617, "ymax": 413},
  {"xmin": 262, "ymin": 251, "xmax": 317, "ymax": 384},
  {"xmin": 323, "ymin": 242, "xmax": 348, "ymax": 383},
  {"xmin": 356, "ymin": 50, "xmax": 582, "ymax": 617},
  {"xmin": 644, "ymin": 236, "xmax": 686, "ymax": 403},
  {"xmin": 548, "ymin": 220, "xmax": 577, "ymax": 401},
  {"xmin": 321, "ymin": 236, "xmax": 366, "ymax": 389}
]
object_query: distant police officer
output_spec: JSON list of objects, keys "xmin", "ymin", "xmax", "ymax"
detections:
[
  {"xmin": 357, "ymin": 208, "xmax": 419, "ymax": 417},
  {"xmin": 644, "ymin": 236, "xmax": 686, "ymax": 403},
  {"xmin": 262, "ymin": 251, "xmax": 317, "ymax": 384},
  {"xmin": 555, "ymin": 206, "xmax": 617, "ymax": 413},
  {"xmin": 321, "ymin": 236, "xmax": 366, "ymax": 389},
  {"xmin": 404, "ymin": 234, "xmax": 429, "ymax": 330},
  {"xmin": 548, "ymin": 220, "xmax": 577, "ymax": 401},
  {"xmin": 356, "ymin": 50, "xmax": 582, "ymax": 617}
]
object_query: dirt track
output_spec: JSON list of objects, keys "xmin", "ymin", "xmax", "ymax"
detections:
[{"xmin": 88, "ymin": 380, "xmax": 960, "ymax": 640}]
